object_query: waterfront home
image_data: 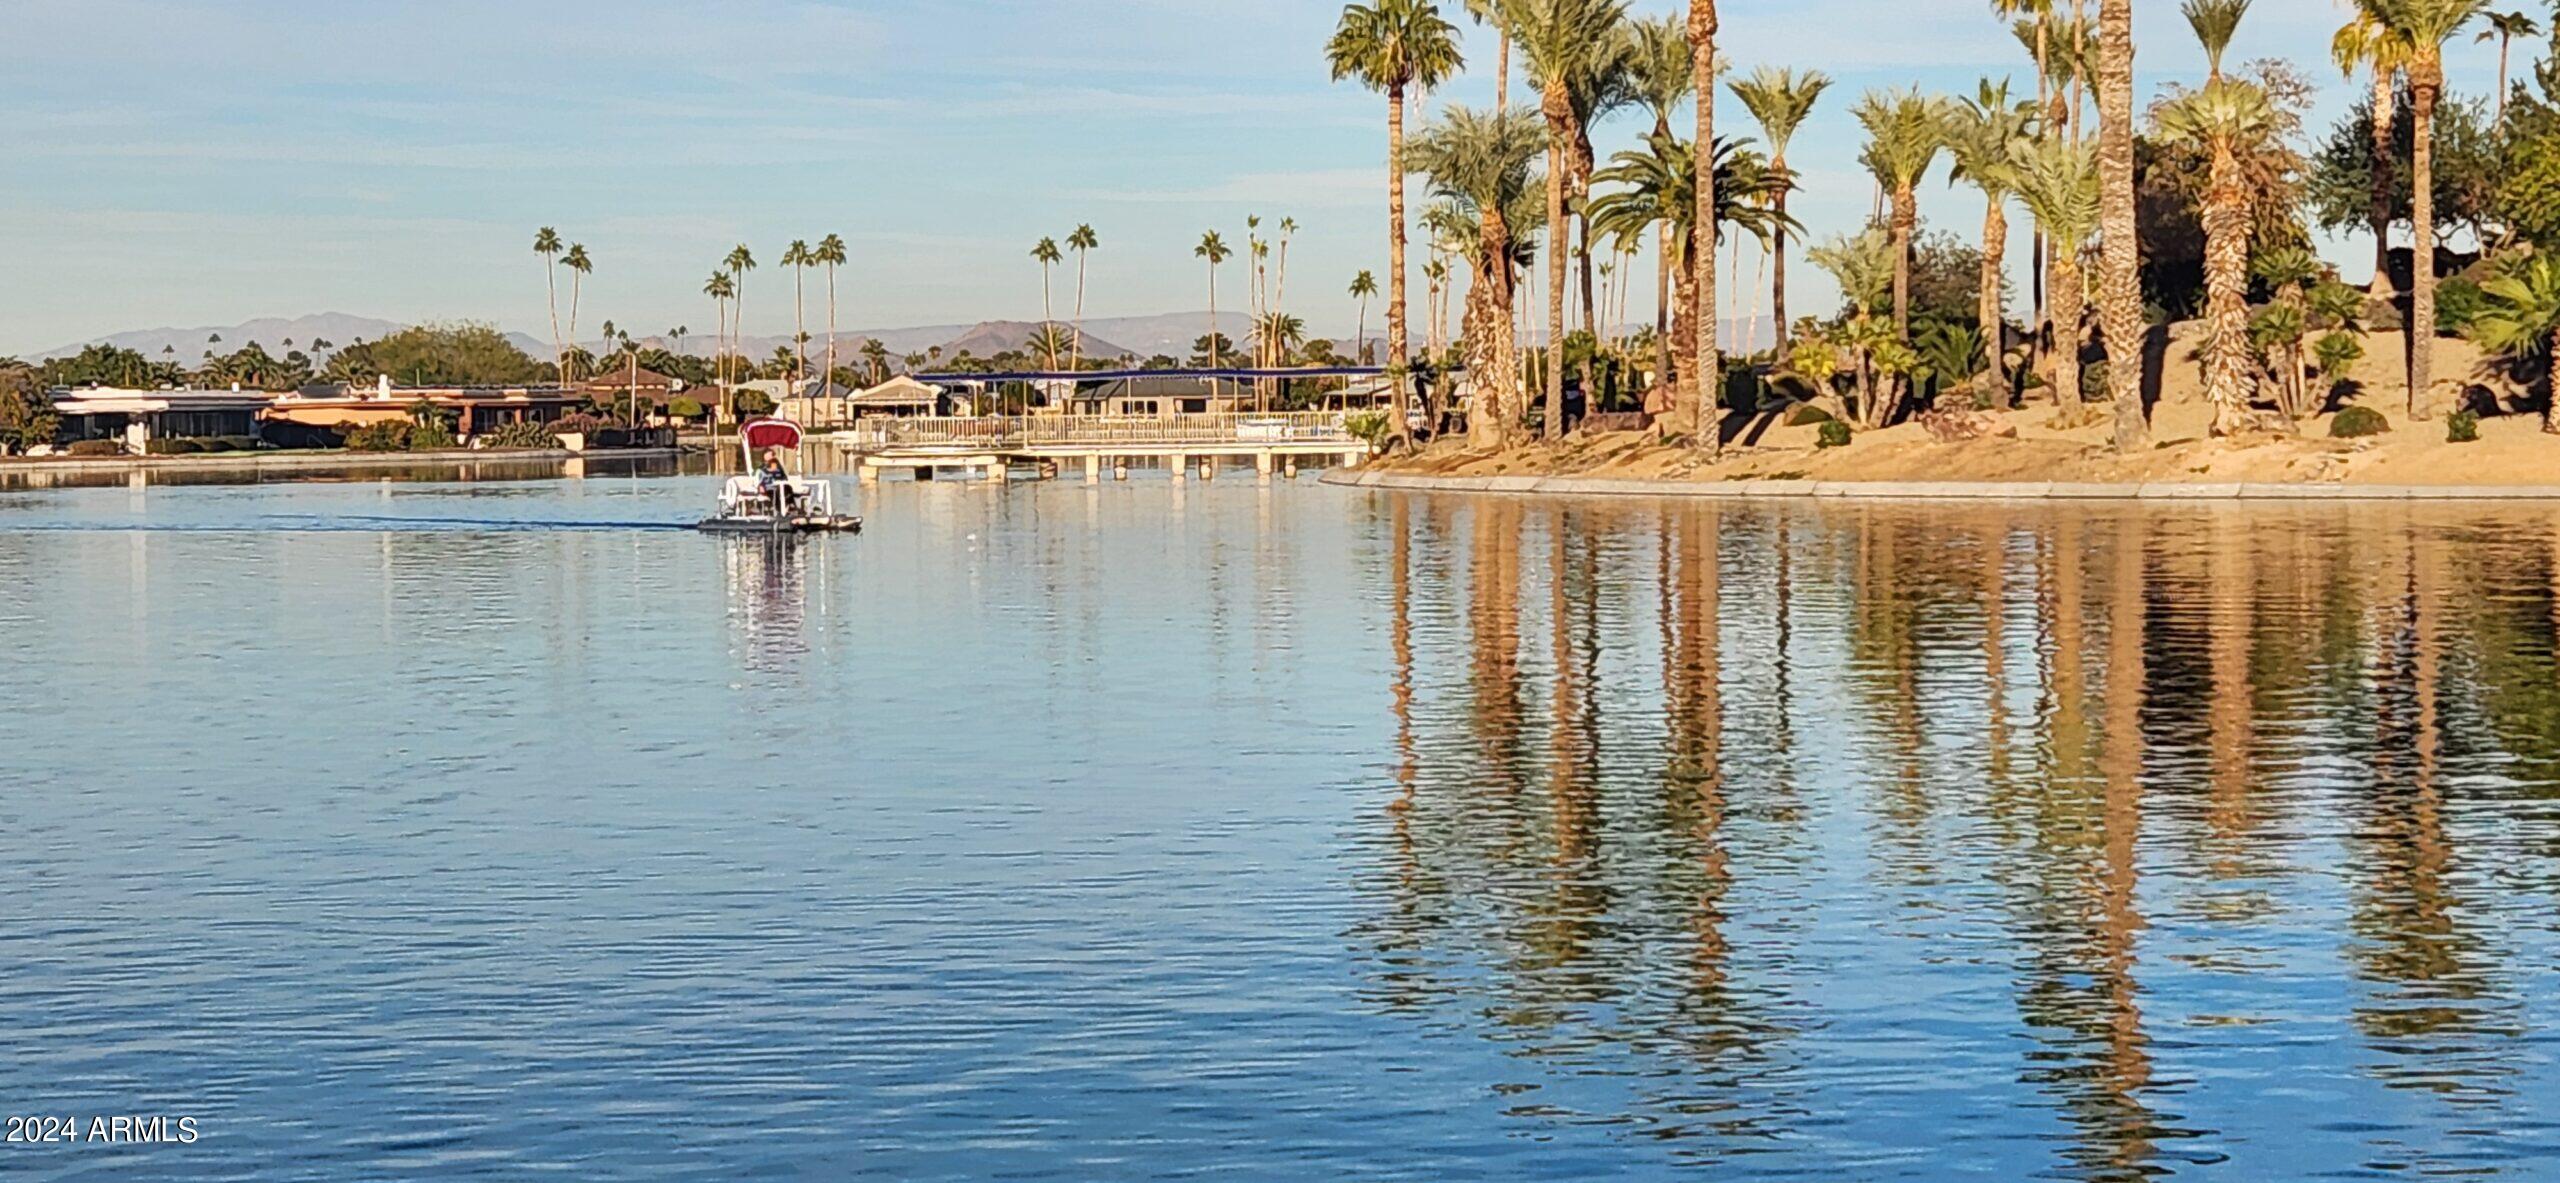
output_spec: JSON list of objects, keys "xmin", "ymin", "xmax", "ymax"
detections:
[
  {"xmin": 735, "ymin": 377, "xmax": 858, "ymax": 428},
  {"xmin": 264, "ymin": 377, "xmax": 585, "ymax": 436},
  {"xmin": 845, "ymin": 376, "xmax": 945, "ymax": 419},
  {"xmin": 1061, "ymin": 375, "xmax": 1249, "ymax": 418},
  {"xmin": 50, "ymin": 387, "xmax": 274, "ymax": 453},
  {"xmin": 575, "ymin": 367, "xmax": 684, "ymax": 402}
]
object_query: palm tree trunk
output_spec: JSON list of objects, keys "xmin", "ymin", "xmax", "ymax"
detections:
[
  {"xmin": 568, "ymin": 273, "xmax": 584, "ymax": 382},
  {"xmin": 2499, "ymin": 35, "xmax": 2513, "ymax": 126},
  {"xmin": 1689, "ymin": 0, "xmax": 1720, "ymax": 455},
  {"xmin": 1543, "ymin": 111, "xmax": 1569, "ymax": 441},
  {"xmin": 1656, "ymin": 223, "xmax": 1674, "ymax": 412},
  {"xmin": 1981, "ymin": 196, "xmax": 2010, "ymax": 408},
  {"xmin": 2546, "ymin": 322, "xmax": 2560, "ymax": 433},
  {"xmin": 1071, "ymin": 251, "xmax": 1087, "ymax": 374},
  {"xmin": 1771, "ymin": 161, "xmax": 1793, "ymax": 362},
  {"xmin": 2049, "ymin": 251, "xmax": 2084, "ymax": 404},
  {"xmin": 793, "ymin": 266, "xmax": 808, "ymax": 385},
  {"xmin": 1891, "ymin": 188, "xmax": 1916, "ymax": 338},
  {"xmin": 1207, "ymin": 263, "xmax": 1221, "ymax": 369},
  {"xmin": 825, "ymin": 262, "xmax": 839, "ymax": 399},
  {"xmin": 2411, "ymin": 76, "xmax": 2439, "ymax": 419},
  {"xmin": 2370, "ymin": 68, "xmax": 2397, "ymax": 297},
  {"xmin": 1040, "ymin": 264, "xmax": 1056, "ymax": 372},
  {"xmin": 2202, "ymin": 144, "xmax": 2253, "ymax": 435},
  {"xmin": 1388, "ymin": 85, "xmax": 1414, "ymax": 448},
  {"xmin": 2098, "ymin": 0, "xmax": 2148, "ymax": 451},
  {"xmin": 1468, "ymin": 216, "xmax": 1518, "ymax": 449},
  {"xmin": 544, "ymin": 261, "xmax": 562, "ymax": 381}
]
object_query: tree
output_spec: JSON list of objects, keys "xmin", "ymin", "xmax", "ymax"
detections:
[
  {"xmin": 2478, "ymin": 10, "xmax": 2541, "ymax": 124},
  {"xmin": 816, "ymin": 234, "xmax": 847, "ymax": 398},
  {"xmin": 703, "ymin": 271, "xmax": 734, "ymax": 396},
  {"xmin": 1688, "ymin": 0, "xmax": 1720, "ymax": 452},
  {"xmin": 1350, "ymin": 270, "xmax": 1380, "ymax": 363},
  {"xmin": 1030, "ymin": 236, "xmax": 1062, "ymax": 371},
  {"xmin": 863, "ymin": 338, "xmax": 892, "ymax": 385},
  {"xmin": 1501, "ymin": 0, "xmax": 1633, "ymax": 440},
  {"xmin": 562, "ymin": 244, "xmax": 592, "ymax": 381},
  {"xmin": 1406, "ymin": 104, "xmax": 1547, "ymax": 447},
  {"xmin": 2310, "ymin": 88, "xmax": 2500, "ymax": 257},
  {"xmin": 2378, "ymin": 0, "xmax": 2489, "ymax": 417},
  {"xmin": 725, "ymin": 244, "xmax": 756, "ymax": 398},
  {"xmin": 2336, "ymin": 2, "xmax": 2415, "ymax": 293},
  {"xmin": 1327, "ymin": 0, "xmax": 1464, "ymax": 445},
  {"xmin": 2466, "ymin": 251, "xmax": 2560, "ymax": 430},
  {"xmin": 782, "ymin": 239, "xmax": 812, "ymax": 384},
  {"xmin": 1731, "ymin": 66, "xmax": 1834, "ymax": 364},
  {"xmin": 1856, "ymin": 87, "xmax": 1953, "ymax": 340},
  {"xmin": 1806, "ymin": 228, "xmax": 1899, "ymax": 423},
  {"xmin": 2253, "ymin": 244, "xmax": 2323, "ymax": 419},
  {"xmin": 534, "ymin": 228, "xmax": 563, "ymax": 378},
  {"xmin": 2156, "ymin": 12, "xmax": 2278, "ymax": 433},
  {"xmin": 1946, "ymin": 77, "xmax": 2039, "ymax": 401},
  {"xmin": 1625, "ymin": 15, "xmax": 1698, "ymax": 400},
  {"xmin": 0, "ymin": 362, "xmax": 57, "ymax": 453},
  {"xmin": 1195, "ymin": 231, "xmax": 1233, "ymax": 369},
  {"xmin": 2010, "ymin": 138, "xmax": 2102, "ymax": 402},
  {"xmin": 322, "ymin": 323, "xmax": 545, "ymax": 387},
  {"xmin": 1066, "ymin": 224, "xmax": 1100, "ymax": 373}
]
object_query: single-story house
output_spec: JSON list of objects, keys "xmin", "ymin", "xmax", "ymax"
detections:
[
  {"xmin": 1062, "ymin": 375, "xmax": 1249, "ymax": 418},
  {"xmin": 728, "ymin": 378, "xmax": 859, "ymax": 427},
  {"xmin": 577, "ymin": 366, "xmax": 684, "ymax": 401},
  {"xmin": 264, "ymin": 377, "xmax": 588, "ymax": 436},
  {"xmin": 846, "ymin": 375, "xmax": 945, "ymax": 419},
  {"xmin": 51, "ymin": 387, "xmax": 275, "ymax": 452}
]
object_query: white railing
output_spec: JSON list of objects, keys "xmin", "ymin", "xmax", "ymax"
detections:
[{"xmin": 837, "ymin": 412, "xmax": 1358, "ymax": 450}]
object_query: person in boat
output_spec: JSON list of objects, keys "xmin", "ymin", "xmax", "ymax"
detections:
[{"xmin": 758, "ymin": 448, "xmax": 795, "ymax": 514}]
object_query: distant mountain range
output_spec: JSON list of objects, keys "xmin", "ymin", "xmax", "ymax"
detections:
[{"xmin": 29, "ymin": 309, "xmax": 1774, "ymax": 369}]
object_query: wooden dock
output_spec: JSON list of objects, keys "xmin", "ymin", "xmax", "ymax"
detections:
[{"xmin": 829, "ymin": 413, "xmax": 1373, "ymax": 483}]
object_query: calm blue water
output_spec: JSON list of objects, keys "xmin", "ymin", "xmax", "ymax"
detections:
[{"xmin": 4, "ymin": 466, "xmax": 2559, "ymax": 1180}]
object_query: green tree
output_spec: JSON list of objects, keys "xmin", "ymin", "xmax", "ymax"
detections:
[
  {"xmin": 2478, "ymin": 9, "xmax": 2541, "ymax": 124},
  {"xmin": 0, "ymin": 362, "xmax": 57, "ymax": 453},
  {"xmin": 2156, "ymin": 74, "xmax": 2279, "ymax": 433},
  {"xmin": 725, "ymin": 244, "xmax": 757, "ymax": 395},
  {"xmin": 1066, "ymin": 224, "xmax": 1101, "ymax": 372},
  {"xmin": 2376, "ymin": 0, "xmax": 2490, "ymax": 416},
  {"xmin": 1624, "ymin": 14, "xmax": 1698, "ymax": 394},
  {"xmin": 1030, "ymin": 237, "xmax": 1062, "ymax": 370},
  {"xmin": 1406, "ymin": 104, "xmax": 1548, "ymax": 446},
  {"xmin": 1195, "ymin": 231, "xmax": 1233, "ymax": 369},
  {"xmin": 534, "ymin": 227, "xmax": 563, "ymax": 377},
  {"xmin": 2010, "ymin": 138, "xmax": 2102, "ymax": 402},
  {"xmin": 2335, "ymin": 1, "xmax": 2415, "ymax": 294},
  {"xmin": 1946, "ymin": 77, "xmax": 2039, "ymax": 399},
  {"xmin": 815, "ymin": 234, "xmax": 847, "ymax": 394},
  {"xmin": 782, "ymin": 239, "xmax": 813, "ymax": 383},
  {"xmin": 323, "ymin": 323, "xmax": 545, "ymax": 387},
  {"xmin": 2464, "ymin": 252, "xmax": 2560, "ymax": 430},
  {"xmin": 1855, "ymin": 87, "xmax": 1954, "ymax": 339},
  {"xmin": 1350, "ymin": 270, "xmax": 1380, "ymax": 363},
  {"xmin": 1731, "ymin": 66, "xmax": 1834, "ymax": 363},
  {"xmin": 562, "ymin": 243, "xmax": 592, "ymax": 381}
]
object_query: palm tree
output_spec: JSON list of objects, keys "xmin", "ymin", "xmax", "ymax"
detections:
[
  {"xmin": 1463, "ymin": 0, "xmax": 1512, "ymax": 108},
  {"xmin": 1327, "ymin": 0, "xmax": 1465, "ymax": 445},
  {"xmin": 1688, "ymin": 0, "xmax": 1720, "ymax": 452},
  {"xmin": 1030, "ymin": 237, "xmax": 1062, "ymax": 371},
  {"xmin": 2336, "ymin": 3, "xmax": 2414, "ymax": 295},
  {"xmin": 863, "ymin": 338, "xmax": 892, "ymax": 385},
  {"xmin": 815, "ymin": 234, "xmax": 847, "ymax": 394},
  {"xmin": 2097, "ymin": 0, "xmax": 2148, "ymax": 450},
  {"xmin": 2378, "ymin": 0, "xmax": 2488, "ymax": 417},
  {"xmin": 1066, "ymin": 224, "xmax": 1100, "ymax": 373},
  {"xmin": 1623, "ymin": 15, "xmax": 1694, "ymax": 400},
  {"xmin": 2479, "ymin": 10, "xmax": 2541, "ymax": 124},
  {"xmin": 1589, "ymin": 132, "xmax": 1793, "ymax": 398},
  {"xmin": 563, "ymin": 243, "xmax": 592, "ymax": 381},
  {"xmin": 1502, "ymin": 0, "xmax": 1633, "ymax": 440},
  {"xmin": 1807, "ymin": 228, "xmax": 1897, "ymax": 422},
  {"xmin": 781, "ymin": 239, "xmax": 812, "ymax": 384},
  {"xmin": 2010, "ymin": 139, "xmax": 2100, "ymax": 403},
  {"xmin": 1350, "ymin": 270, "xmax": 1380, "ymax": 363},
  {"xmin": 1195, "ymin": 231, "xmax": 1233, "ymax": 369},
  {"xmin": 2253, "ymin": 245, "xmax": 2322, "ymax": 419},
  {"xmin": 704, "ymin": 270, "xmax": 735, "ymax": 418},
  {"xmin": 725, "ymin": 244, "xmax": 757, "ymax": 399},
  {"xmin": 1855, "ymin": 87, "xmax": 1952, "ymax": 339},
  {"xmin": 2157, "ymin": 4, "xmax": 2274, "ymax": 434},
  {"xmin": 2466, "ymin": 252, "xmax": 2560, "ymax": 431},
  {"xmin": 1406, "ymin": 104, "xmax": 1548, "ymax": 447},
  {"xmin": 1947, "ymin": 79, "xmax": 2036, "ymax": 403},
  {"xmin": 534, "ymin": 228, "xmax": 563, "ymax": 377},
  {"xmin": 1730, "ymin": 66, "xmax": 1833, "ymax": 364}
]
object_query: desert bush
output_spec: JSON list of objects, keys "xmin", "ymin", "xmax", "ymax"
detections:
[
  {"xmin": 2447, "ymin": 408, "xmax": 2480, "ymax": 443},
  {"xmin": 143, "ymin": 438, "xmax": 204, "ymax": 455},
  {"xmin": 668, "ymin": 396, "xmax": 705, "ymax": 421},
  {"xmin": 343, "ymin": 420, "xmax": 414, "ymax": 451},
  {"xmin": 2331, "ymin": 406, "xmax": 2391, "ymax": 438},
  {"xmin": 1344, "ymin": 409, "xmax": 1393, "ymax": 448},
  {"xmin": 2435, "ymin": 277, "xmax": 2486, "ymax": 336},
  {"xmin": 66, "ymin": 439, "xmax": 125, "ymax": 456},
  {"xmin": 1816, "ymin": 420, "xmax": 1853, "ymax": 449},
  {"xmin": 481, "ymin": 420, "xmax": 558, "ymax": 449}
]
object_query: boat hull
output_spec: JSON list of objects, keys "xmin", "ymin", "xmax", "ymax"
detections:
[{"xmin": 694, "ymin": 515, "xmax": 863, "ymax": 535}]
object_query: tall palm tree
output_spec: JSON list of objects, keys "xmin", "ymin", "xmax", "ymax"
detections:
[
  {"xmin": 1855, "ymin": 87, "xmax": 1952, "ymax": 339},
  {"xmin": 1503, "ymin": 0, "xmax": 1633, "ymax": 439},
  {"xmin": 534, "ymin": 228, "xmax": 563, "ymax": 378},
  {"xmin": 815, "ymin": 234, "xmax": 847, "ymax": 391},
  {"xmin": 704, "ymin": 270, "xmax": 735, "ymax": 417},
  {"xmin": 563, "ymin": 243, "xmax": 592, "ymax": 381},
  {"xmin": 1996, "ymin": 0, "xmax": 2057, "ymax": 326},
  {"xmin": 1688, "ymin": 0, "xmax": 1720, "ymax": 452},
  {"xmin": 2097, "ymin": 0, "xmax": 2148, "ymax": 450},
  {"xmin": 2478, "ymin": 9, "xmax": 2541, "ymax": 124},
  {"xmin": 1406, "ymin": 104, "xmax": 1548, "ymax": 447},
  {"xmin": 1589, "ymin": 132, "xmax": 1795, "ymax": 414},
  {"xmin": 1350, "ymin": 270, "xmax": 1380, "ymax": 363},
  {"xmin": 1947, "ymin": 78, "xmax": 2037, "ymax": 404},
  {"xmin": 2010, "ymin": 138, "xmax": 2101, "ymax": 402},
  {"xmin": 2378, "ymin": 0, "xmax": 2488, "ymax": 417},
  {"xmin": 725, "ymin": 244, "xmax": 756, "ymax": 401},
  {"xmin": 1196, "ymin": 231, "xmax": 1233, "ymax": 369},
  {"xmin": 2158, "ymin": 76, "xmax": 2278, "ymax": 434},
  {"xmin": 2336, "ymin": 3, "xmax": 2413, "ymax": 295},
  {"xmin": 1463, "ymin": 0, "xmax": 1512, "ymax": 109},
  {"xmin": 1624, "ymin": 14, "xmax": 1695, "ymax": 398},
  {"xmin": 782, "ymin": 239, "xmax": 812, "ymax": 384},
  {"xmin": 1030, "ymin": 236, "xmax": 1062, "ymax": 371},
  {"xmin": 1733, "ymin": 67, "xmax": 1834, "ymax": 364},
  {"xmin": 1066, "ymin": 224, "xmax": 1100, "ymax": 373},
  {"xmin": 1327, "ymin": 0, "xmax": 1464, "ymax": 445}
]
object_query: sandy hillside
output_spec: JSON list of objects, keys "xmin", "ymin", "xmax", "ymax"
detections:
[{"xmin": 1385, "ymin": 324, "xmax": 2560, "ymax": 487}]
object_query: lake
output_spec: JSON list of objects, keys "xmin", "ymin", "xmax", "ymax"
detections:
[{"xmin": 4, "ymin": 466, "xmax": 2558, "ymax": 1180}]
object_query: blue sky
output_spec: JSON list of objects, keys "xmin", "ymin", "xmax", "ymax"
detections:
[{"xmin": 0, "ymin": 0, "xmax": 2528, "ymax": 355}]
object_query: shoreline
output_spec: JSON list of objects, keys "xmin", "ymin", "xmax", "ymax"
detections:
[
  {"xmin": 0, "ymin": 447, "xmax": 681, "ymax": 475},
  {"xmin": 1324, "ymin": 468, "xmax": 2560, "ymax": 501}
]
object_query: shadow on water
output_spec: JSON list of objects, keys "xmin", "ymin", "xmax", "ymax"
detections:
[{"xmin": 1354, "ymin": 496, "xmax": 2560, "ymax": 1179}]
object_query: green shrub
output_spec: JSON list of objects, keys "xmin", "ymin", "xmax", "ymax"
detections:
[
  {"xmin": 409, "ymin": 418, "xmax": 457, "ymax": 450},
  {"xmin": 2447, "ymin": 408, "xmax": 2480, "ymax": 443},
  {"xmin": 1783, "ymin": 402, "xmax": 1834, "ymax": 426},
  {"xmin": 1816, "ymin": 420, "xmax": 1853, "ymax": 449},
  {"xmin": 668, "ymin": 396, "xmax": 705, "ymax": 420},
  {"xmin": 2080, "ymin": 359, "xmax": 2110, "ymax": 402},
  {"xmin": 343, "ymin": 420, "xmax": 414, "ymax": 451},
  {"xmin": 734, "ymin": 390, "xmax": 777, "ymax": 416},
  {"xmin": 66, "ymin": 439, "xmax": 125, "ymax": 457},
  {"xmin": 2436, "ymin": 277, "xmax": 2486, "ymax": 335},
  {"xmin": 482, "ymin": 420, "xmax": 558, "ymax": 449},
  {"xmin": 2331, "ymin": 406, "xmax": 2391, "ymax": 438},
  {"xmin": 1343, "ymin": 409, "xmax": 1392, "ymax": 448},
  {"xmin": 143, "ymin": 438, "xmax": 203, "ymax": 455}
]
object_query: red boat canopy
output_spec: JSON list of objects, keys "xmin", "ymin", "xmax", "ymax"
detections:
[{"xmin": 740, "ymin": 418, "xmax": 804, "ymax": 454}]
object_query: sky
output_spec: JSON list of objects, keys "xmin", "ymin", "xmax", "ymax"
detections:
[{"xmin": 0, "ymin": 0, "xmax": 2531, "ymax": 356}]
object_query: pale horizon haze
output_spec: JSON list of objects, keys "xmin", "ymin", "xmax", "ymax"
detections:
[{"xmin": 0, "ymin": 0, "xmax": 2527, "ymax": 357}]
